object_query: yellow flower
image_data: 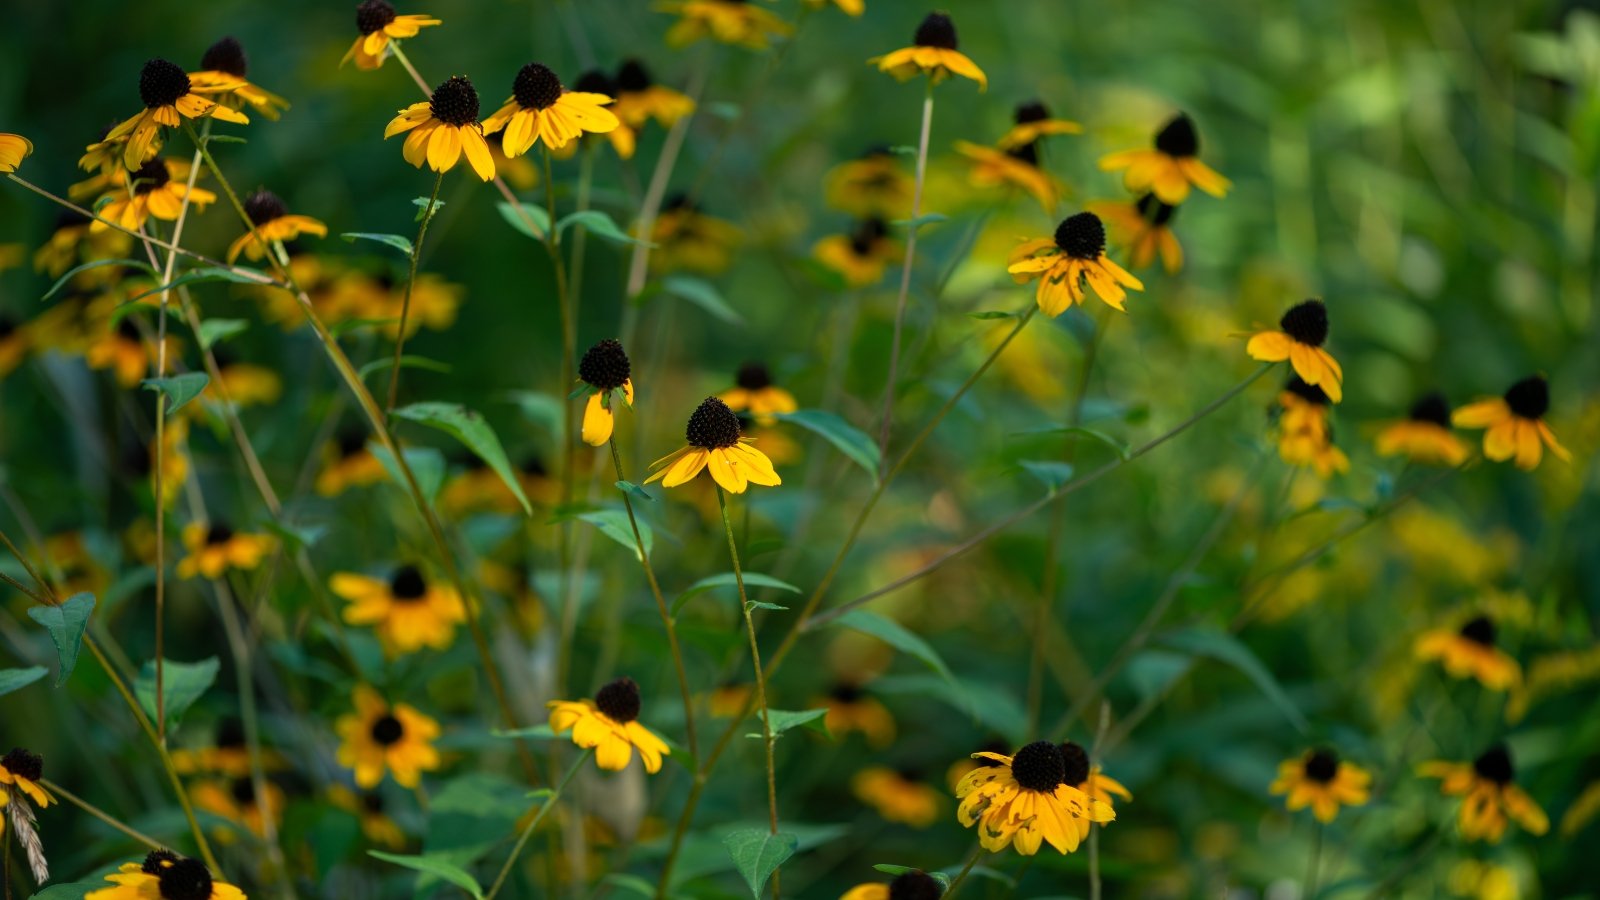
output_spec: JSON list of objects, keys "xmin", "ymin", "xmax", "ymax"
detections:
[
  {"xmin": 196, "ymin": 358, "xmax": 284, "ymax": 411},
  {"xmin": 548, "ymin": 677, "xmax": 672, "ymax": 773},
  {"xmin": 1452, "ymin": 375, "xmax": 1569, "ymax": 471},
  {"xmin": 84, "ymin": 318, "xmax": 172, "ymax": 388},
  {"xmin": 482, "ymin": 63, "xmax": 619, "ymax": 157},
  {"xmin": 805, "ymin": 0, "xmax": 865, "ymax": 15},
  {"xmin": 1269, "ymin": 749, "xmax": 1370, "ymax": 823},
  {"xmin": 93, "ymin": 158, "xmax": 217, "ymax": 235},
  {"xmin": 659, "ymin": 0, "xmax": 793, "ymax": 50},
  {"xmin": 852, "ymin": 767, "xmax": 941, "ymax": 828},
  {"xmin": 191, "ymin": 776, "xmax": 285, "ymax": 843},
  {"xmin": 1007, "ymin": 213, "xmax": 1145, "ymax": 314},
  {"xmin": 1098, "ymin": 113, "xmax": 1231, "ymax": 204},
  {"xmin": 1419, "ymin": 745, "xmax": 1548, "ymax": 843},
  {"xmin": 1561, "ymin": 778, "xmax": 1600, "ymax": 838},
  {"xmin": 870, "ymin": 13, "xmax": 987, "ymax": 90},
  {"xmin": 840, "ymin": 871, "xmax": 941, "ymax": 900},
  {"xmin": 0, "ymin": 315, "xmax": 29, "ymax": 381},
  {"xmin": 316, "ymin": 431, "xmax": 388, "ymax": 497},
  {"xmin": 646, "ymin": 397, "xmax": 782, "ymax": 494},
  {"xmin": 375, "ymin": 272, "xmax": 463, "ymax": 338},
  {"xmin": 0, "ymin": 749, "xmax": 55, "ymax": 810},
  {"xmin": 189, "ymin": 37, "xmax": 289, "ymax": 120},
  {"xmin": 1275, "ymin": 378, "xmax": 1349, "ymax": 478},
  {"xmin": 998, "ymin": 100, "xmax": 1081, "ymax": 150},
  {"xmin": 648, "ymin": 195, "xmax": 741, "ymax": 274},
  {"xmin": 708, "ymin": 682, "xmax": 753, "ymax": 717},
  {"xmin": 85, "ymin": 851, "xmax": 246, "ymax": 900},
  {"xmin": 1060, "ymin": 741, "xmax": 1131, "ymax": 837},
  {"xmin": 333, "ymin": 566, "xmax": 466, "ymax": 654},
  {"xmin": 955, "ymin": 141, "xmax": 1060, "ymax": 212},
  {"xmin": 577, "ymin": 339, "xmax": 635, "ymax": 446},
  {"xmin": 175, "ymin": 521, "xmax": 274, "ymax": 580},
  {"xmin": 336, "ymin": 685, "xmax": 442, "ymax": 789},
  {"xmin": 0, "ymin": 132, "xmax": 32, "ymax": 173},
  {"xmin": 171, "ymin": 718, "xmax": 280, "ymax": 778},
  {"xmin": 1376, "ymin": 391, "xmax": 1470, "ymax": 466},
  {"xmin": 1245, "ymin": 300, "xmax": 1343, "ymax": 403},
  {"xmin": 34, "ymin": 209, "xmax": 132, "ymax": 278},
  {"xmin": 612, "ymin": 60, "xmax": 697, "ymax": 129},
  {"xmin": 343, "ymin": 0, "xmax": 441, "ymax": 70},
  {"xmin": 720, "ymin": 362, "xmax": 797, "ymax": 425},
  {"xmin": 329, "ymin": 785, "xmax": 406, "ymax": 849},
  {"xmin": 1415, "ymin": 615, "xmax": 1521, "ymax": 691},
  {"xmin": 488, "ymin": 131, "xmax": 542, "ymax": 187},
  {"xmin": 1449, "ymin": 860, "xmax": 1521, "ymax": 900},
  {"xmin": 825, "ymin": 147, "xmax": 912, "ymax": 218},
  {"xmin": 813, "ymin": 218, "xmax": 899, "ymax": 288},
  {"xmin": 818, "ymin": 683, "xmax": 896, "ymax": 747},
  {"xmin": 106, "ymin": 58, "xmax": 248, "ymax": 171},
  {"xmin": 1085, "ymin": 195, "xmax": 1184, "ymax": 274},
  {"xmin": 226, "ymin": 190, "xmax": 327, "ymax": 262},
  {"xmin": 384, "ymin": 76, "xmax": 495, "ymax": 182},
  {"xmin": 955, "ymin": 742, "xmax": 1114, "ymax": 855}
]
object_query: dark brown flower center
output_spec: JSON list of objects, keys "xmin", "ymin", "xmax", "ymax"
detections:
[
  {"xmin": 243, "ymin": 189, "xmax": 287, "ymax": 225},
  {"xmin": 828, "ymin": 683, "xmax": 863, "ymax": 703},
  {"xmin": 1136, "ymin": 193, "xmax": 1178, "ymax": 227},
  {"xmin": 1279, "ymin": 300, "xmax": 1329, "ymax": 347},
  {"xmin": 356, "ymin": 0, "xmax": 398, "ymax": 35},
  {"xmin": 142, "ymin": 850, "xmax": 181, "ymax": 874},
  {"xmin": 1014, "ymin": 100, "xmax": 1049, "ymax": 124},
  {"xmin": 205, "ymin": 523, "xmax": 234, "ymax": 545},
  {"xmin": 140, "ymin": 58, "xmax": 191, "ymax": 109},
  {"xmin": 1011, "ymin": 740, "xmax": 1067, "ymax": 792},
  {"xmin": 230, "ymin": 777, "xmax": 256, "ymax": 805},
  {"xmin": 1053, "ymin": 212, "xmax": 1106, "ymax": 260},
  {"xmin": 1154, "ymin": 113, "xmax": 1199, "ymax": 157},
  {"xmin": 338, "ymin": 430, "xmax": 368, "ymax": 458},
  {"xmin": 617, "ymin": 59, "xmax": 653, "ymax": 93},
  {"xmin": 1408, "ymin": 391, "xmax": 1451, "ymax": 427},
  {"xmin": 572, "ymin": 69, "xmax": 615, "ymax": 96},
  {"xmin": 579, "ymin": 338, "xmax": 631, "ymax": 390},
  {"xmin": 1303, "ymin": 748, "xmax": 1339, "ymax": 783},
  {"xmin": 1473, "ymin": 744, "xmax": 1514, "ymax": 785},
  {"xmin": 595, "ymin": 676, "xmax": 641, "ymax": 723},
  {"xmin": 1503, "ymin": 376, "xmax": 1549, "ymax": 420},
  {"xmin": 686, "ymin": 397, "xmax": 743, "ymax": 449},
  {"xmin": 849, "ymin": 217, "xmax": 888, "ymax": 255},
  {"xmin": 1057, "ymin": 741, "xmax": 1091, "ymax": 786},
  {"xmin": 429, "ymin": 76, "xmax": 481, "ymax": 127},
  {"xmin": 888, "ymin": 871, "xmax": 944, "ymax": 900},
  {"xmin": 735, "ymin": 362, "xmax": 772, "ymax": 390},
  {"xmin": 389, "ymin": 565, "xmax": 428, "ymax": 601},
  {"xmin": 1, "ymin": 748, "xmax": 42, "ymax": 782},
  {"xmin": 1283, "ymin": 375, "xmax": 1331, "ymax": 406},
  {"xmin": 362, "ymin": 791, "xmax": 385, "ymax": 813},
  {"xmin": 156, "ymin": 857, "xmax": 214, "ymax": 900},
  {"xmin": 913, "ymin": 12, "xmax": 959, "ymax": 50},
  {"xmin": 370, "ymin": 714, "xmax": 405, "ymax": 746},
  {"xmin": 1459, "ymin": 615, "xmax": 1496, "ymax": 647},
  {"xmin": 132, "ymin": 159, "xmax": 171, "ymax": 195},
  {"xmin": 200, "ymin": 36, "xmax": 249, "ymax": 77},
  {"xmin": 513, "ymin": 63, "xmax": 564, "ymax": 111},
  {"xmin": 216, "ymin": 716, "xmax": 246, "ymax": 749},
  {"xmin": 1007, "ymin": 142, "xmax": 1040, "ymax": 166}
]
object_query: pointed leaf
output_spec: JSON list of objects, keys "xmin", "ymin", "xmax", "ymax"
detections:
[
  {"xmin": 660, "ymin": 276, "xmax": 743, "ymax": 325},
  {"xmin": 341, "ymin": 232, "xmax": 415, "ymax": 256},
  {"xmin": 558, "ymin": 210, "xmax": 652, "ymax": 246},
  {"xmin": 831, "ymin": 609, "xmax": 955, "ymax": 686},
  {"xmin": 392, "ymin": 402, "xmax": 531, "ymax": 516},
  {"xmin": 358, "ymin": 355, "xmax": 452, "ymax": 381},
  {"xmin": 722, "ymin": 828, "xmax": 797, "ymax": 899},
  {"xmin": 496, "ymin": 201, "xmax": 551, "ymax": 240},
  {"xmin": 126, "ymin": 266, "xmax": 270, "ymax": 303},
  {"xmin": 773, "ymin": 410, "xmax": 880, "ymax": 482},
  {"xmin": 577, "ymin": 508, "xmax": 652, "ymax": 561},
  {"xmin": 672, "ymin": 572, "xmax": 801, "ymax": 616},
  {"xmin": 26, "ymin": 593, "xmax": 95, "ymax": 685},
  {"xmin": 134, "ymin": 656, "xmax": 220, "ymax": 726},
  {"xmin": 141, "ymin": 372, "xmax": 210, "ymax": 415},
  {"xmin": 0, "ymin": 666, "xmax": 49, "ymax": 696},
  {"xmin": 412, "ymin": 196, "xmax": 447, "ymax": 222},
  {"xmin": 1157, "ymin": 627, "xmax": 1308, "ymax": 731},
  {"xmin": 368, "ymin": 851, "xmax": 484, "ymax": 899},
  {"xmin": 41, "ymin": 258, "xmax": 158, "ymax": 302}
]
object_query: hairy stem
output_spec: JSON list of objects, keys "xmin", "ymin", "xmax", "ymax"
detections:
[{"xmin": 387, "ymin": 170, "xmax": 445, "ymax": 410}]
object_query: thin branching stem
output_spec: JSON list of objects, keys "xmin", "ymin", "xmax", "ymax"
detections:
[{"xmin": 388, "ymin": 170, "xmax": 445, "ymax": 410}]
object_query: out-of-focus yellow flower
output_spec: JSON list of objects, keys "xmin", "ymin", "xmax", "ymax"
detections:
[
  {"xmin": 1418, "ymin": 745, "xmax": 1548, "ymax": 843},
  {"xmin": 1453, "ymin": 375, "xmax": 1569, "ymax": 471},
  {"xmin": 343, "ymin": 0, "xmax": 440, "ymax": 70},
  {"xmin": 870, "ymin": 13, "xmax": 986, "ymax": 89},
  {"xmin": 1415, "ymin": 615, "xmax": 1521, "ymax": 691},
  {"xmin": 659, "ymin": 0, "xmax": 793, "ymax": 49},
  {"xmin": 851, "ymin": 767, "xmax": 941, "ymax": 828},
  {"xmin": 548, "ymin": 677, "xmax": 671, "ymax": 773},
  {"xmin": 1268, "ymin": 748, "xmax": 1370, "ymax": 822},
  {"xmin": 176, "ymin": 521, "xmax": 274, "ymax": 580},
  {"xmin": 1098, "ymin": 113, "xmax": 1230, "ymax": 204}
]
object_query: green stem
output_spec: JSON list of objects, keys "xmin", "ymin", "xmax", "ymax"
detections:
[
  {"xmin": 942, "ymin": 846, "xmax": 984, "ymax": 899},
  {"xmin": 387, "ymin": 170, "xmax": 445, "ymax": 411},
  {"xmin": 876, "ymin": 77, "xmax": 937, "ymax": 455},
  {"xmin": 484, "ymin": 748, "xmax": 593, "ymax": 900},
  {"xmin": 1306, "ymin": 820, "xmax": 1324, "ymax": 899}
]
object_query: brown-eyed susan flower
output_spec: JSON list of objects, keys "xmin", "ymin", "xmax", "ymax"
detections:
[
  {"xmin": 819, "ymin": 683, "xmax": 895, "ymax": 747},
  {"xmin": 336, "ymin": 686, "xmax": 441, "ymax": 789},
  {"xmin": 329, "ymin": 785, "xmax": 405, "ymax": 849},
  {"xmin": 826, "ymin": 147, "xmax": 912, "ymax": 219},
  {"xmin": 316, "ymin": 430, "xmax": 387, "ymax": 496},
  {"xmin": 0, "ymin": 749, "xmax": 55, "ymax": 812},
  {"xmin": 1376, "ymin": 391, "xmax": 1470, "ymax": 466},
  {"xmin": 1419, "ymin": 745, "xmax": 1548, "ymax": 843},
  {"xmin": 1007, "ymin": 212, "xmax": 1145, "ymax": 314},
  {"xmin": 805, "ymin": 0, "xmax": 865, "ymax": 15},
  {"xmin": 1059, "ymin": 741, "xmax": 1132, "ymax": 828},
  {"xmin": 646, "ymin": 397, "xmax": 781, "ymax": 494},
  {"xmin": 955, "ymin": 140, "xmax": 1060, "ymax": 212},
  {"xmin": 175, "ymin": 521, "xmax": 274, "ymax": 580},
  {"xmin": 226, "ymin": 190, "xmax": 327, "ymax": 262},
  {"xmin": 999, "ymin": 100, "xmax": 1081, "ymax": 150},
  {"xmin": 1452, "ymin": 375, "xmax": 1569, "ymax": 471},
  {"xmin": 1098, "ymin": 113, "xmax": 1230, "ymax": 204},
  {"xmin": 841, "ymin": 870, "xmax": 942, "ymax": 900},
  {"xmin": 86, "ymin": 318, "xmax": 166, "ymax": 388},
  {"xmin": 191, "ymin": 776, "xmax": 285, "ymax": 843},
  {"xmin": 548, "ymin": 677, "xmax": 671, "ymax": 773},
  {"xmin": 92, "ymin": 158, "xmax": 217, "ymax": 235},
  {"xmin": 1416, "ymin": 615, "xmax": 1521, "ymax": 691},
  {"xmin": 659, "ymin": 0, "xmax": 793, "ymax": 50},
  {"xmin": 385, "ymin": 76, "xmax": 495, "ymax": 182},
  {"xmin": 332, "ymin": 565, "xmax": 465, "ymax": 654},
  {"xmin": 1086, "ymin": 194, "xmax": 1183, "ymax": 273},
  {"xmin": 577, "ymin": 338, "xmax": 635, "ymax": 446},
  {"xmin": 85, "ymin": 851, "xmax": 245, "ymax": 900},
  {"xmin": 612, "ymin": 59, "xmax": 697, "ymax": 130},
  {"xmin": 0, "ymin": 132, "xmax": 32, "ymax": 172},
  {"xmin": 343, "ymin": 0, "xmax": 441, "ymax": 70},
  {"xmin": 107, "ymin": 58, "xmax": 248, "ymax": 170},
  {"xmin": 852, "ymin": 767, "xmax": 941, "ymax": 828},
  {"xmin": 955, "ymin": 741, "xmax": 1115, "ymax": 855},
  {"xmin": 172, "ymin": 718, "xmax": 278, "ymax": 778},
  {"xmin": 871, "ymin": 13, "xmax": 986, "ymax": 90},
  {"xmin": 1275, "ymin": 377, "xmax": 1349, "ymax": 477},
  {"xmin": 649, "ymin": 195, "xmax": 741, "ymax": 274},
  {"xmin": 1269, "ymin": 748, "xmax": 1371, "ymax": 823},
  {"xmin": 482, "ymin": 63, "xmax": 619, "ymax": 157},
  {"xmin": 814, "ymin": 217, "xmax": 898, "ymax": 288},
  {"xmin": 190, "ymin": 37, "xmax": 288, "ymax": 120},
  {"xmin": 720, "ymin": 362, "xmax": 797, "ymax": 425},
  {"xmin": 1246, "ymin": 300, "xmax": 1343, "ymax": 403}
]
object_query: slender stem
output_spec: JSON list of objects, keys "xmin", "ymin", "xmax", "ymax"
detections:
[
  {"xmin": 0, "ymin": 531, "xmax": 50, "ymax": 600},
  {"xmin": 542, "ymin": 145, "xmax": 582, "ymax": 714},
  {"xmin": 1307, "ymin": 820, "xmax": 1324, "ymax": 899},
  {"xmin": 876, "ymin": 78, "xmax": 936, "ymax": 455},
  {"xmin": 568, "ymin": 141, "xmax": 596, "ymax": 313},
  {"xmin": 484, "ymin": 748, "xmax": 593, "ymax": 900},
  {"xmin": 388, "ymin": 170, "xmax": 445, "ymax": 410},
  {"xmin": 0, "ymin": 572, "xmax": 46, "ymax": 604},
  {"xmin": 39, "ymin": 779, "xmax": 165, "ymax": 850},
  {"xmin": 387, "ymin": 41, "xmax": 432, "ymax": 95},
  {"xmin": 942, "ymin": 846, "xmax": 984, "ymax": 900}
]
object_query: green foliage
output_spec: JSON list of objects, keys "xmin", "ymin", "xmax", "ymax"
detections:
[{"xmin": 26, "ymin": 593, "xmax": 94, "ymax": 685}]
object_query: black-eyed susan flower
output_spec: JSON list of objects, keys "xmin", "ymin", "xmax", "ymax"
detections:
[
  {"xmin": 1246, "ymin": 300, "xmax": 1343, "ymax": 403},
  {"xmin": 175, "ymin": 521, "xmax": 274, "ymax": 580},
  {"xmin": 226, "ymin": 190, "xmax": 327, "ymax": 263},
  {"xmin": 329, "ymin": 785, "xmax": 405, "ymax": 848},
  {"xmin": 612, "ymin": 59, "xmax": 697, "ymax": 130},
  {"xmin": 659, "ymin": 0, "xmax": 793, "ymax": 50},
  {"xmin": 577, "ymin": 338, "xmax": 634, "ymax": 446},
  {"xmin": 439, "ymin": 458, "xmax": 520, "ymax": 516},
  {"xmin": 1059, "ymin": 740, "xmax": 1131, "ymax": 829},
  {"xmin": 646, "ymin": 397, "xmax": 781, "ymax": 494},
  {"xmin": 955, "ymin": 741, "xmax": 1114, "ymax": 855},
  {"xmin": 34, "ymin": 209, "xmax": 130, "ymax": 278},
  {"xmin": 1416, "ymin": 615, "xmax": 1521, "ymax": 691},
  {"xmin": 1419, "ymin": 745, "xmax": 1549, "ymax": 843},
  {"xmin": 190, "ymin": 37, "xmax": 288, "ymax": 120},
  {"xmin": 1269, "ymin": 748, "xmax": 1371, "ymax": 823},
  {"xmin": 1098, "ymin": 112, "xmax": 1230, "ymax": 204},
  {"xmin": 1274, "ymin": 377, "xmax": 1348, "ymax": 477},
  {"xmin": 332, "ymin": 565, "xmax": 465, "ymax": 654},
  {"xmin": 316, "ymin": 430, "xmax": 387, "ymax": 497},
  {"xmin": 826, "ymin": 147, "xmax": 912, "ymax": 219},
  {"xmin": 1376, "ymin": 391, "xmax": 1470, "ymax": 466},
  {"xmin": 191, "ymin": 776, "xmax": 285, "ymax": 843},
  {"xmin": 482, "ymin": 63, "xmax": 619, "ymax": 157},
  {"xmin": 841, "ymin": 871, "xmax": 942, "ymax": 900},
  {"xmin": 1452, "ymin": 375, "xmax": 1569, "ymax": 471},
  {"xmin": 998, "ymin": 100, "xmax": 1081, "ymax": 150},
  {"xmin": 172, "ymin": 718, "xmax": 276, "ymax": 778},
  {"xmin": 336, "ymin": 686, "xmax": 441, "ymax": 789},
  {"xmin": 566, "ymin": 70, "xmax": 636, "ymax": 159},
  {"xmin": 0, "ymin": 316, "xmax": 29, "ymax": 381},
  {"xmin": 548, "ymin": 677, "xmax": 671, "ymax": 773},
  {"xmin": 648, "ymin": 195, "xmax": 741, "ymax": 274},
  {"xmin": 0, "ymin": 749, "xmax": 55, "ymax": 812},
  {"xmin": 945, "ymin": 739, "xmax": 1009, "ymax": 791},
  {"xmin": 107, "ymin": 58, "xmax": 248, "ymax": 170},
  {"xmin": 1007, "ymin": 212, "xmax": 1144, "ymax": 314},
  {"xmin": 805, "ymin": 0, "xmax": 865, "ymax": 15},
  {"xmin": 343, "ymin": 0, "xmax": 440, "ymax": 70},
  {"xmin": 93, "ymin": 158, "xmax": 217, "ymax": 235},
  {"xmin": 1086, "ymin": 194, "xmax": 1183, "ymax": 273},
  {"xmin": 707, "ymin": 681, "xmax": 753, "ymax": 718},
  {"xmin": 385, "ymin": 76, "xmax": 495, "ymax": 182},
  {"xmin": 819, "ymin": 683, "xmax": 895, "ymax": 747},
  {"xmin": 720, "ymin": 362, "xmax": 797, "ymax": 425},
  {"xmin": 77, "ymin": 122, "xmax": 133, "ymax": 195},
  {"xmin": 954, "ymin": 140, "xmax": 1059, "ymax": 212},
  {"xmin": 85, "ymin": 851, "xmax": 245, "ymax": 900},
  {"xmin": 195, "ymin": 352, "xmax": 282, "ymax": 411},
  {"xmin": 813, "ymin": 217, "xmax": 898, "ymax": 288},
  {"xmin": 852, "ymin": 767, "xmax": 941, "ymax": 828},
  {"xmin": 375, "ymin": 271, "xmax": 462, "ymax": 338},
  {"xmin": 870, "ymin": 12, "xmax": 986, "ymax": 90},
  {"xmin": 85, "ymin": 318, "xmax": 165, "ymax": 388},
  {"xmin": 0, "ymin": 132, "xmax": 32, "ymax": 172},
  {"xmin": 487, "ymin": 131, "xmax": 541, "ymax": 187}
]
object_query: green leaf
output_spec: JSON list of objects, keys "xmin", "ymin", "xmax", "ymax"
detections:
[
  {"xmin": 28, "ymin": 882, "xmax": 106, "ymax": 899},
  {"xmin": 0, "ymin": 666, "xmax": 48, "ymax": 696},
  {"xmin": 873, "ymin": 865, "xmax": 950, "ymax": 890},
  {"xmin": 141, "ymin": 372, "xmax": 210, "ymax": 415},
  {"xmin": 557, "ymin": 210, "xmax": 652, "ymax": 246},
  {"xmin": 368, "ymin": 851, "xmax": 484, "ymax": 899},
  {"xmin": 832, "ymin": 610, "xmax": 955, "ymax": 686},
  {"xmin": 615, "ymin": 480, "xmax": 653, "ymax": 501},
  {"xmin": 207, "ymin": 134, "xmax": 247, "ymax": 144},
  {"xmin": 196, "ymin": 317, "xmax": 249, "ymax": 350},
  {"xmin": 1020, "ymin": 460, "xmax": 1075, "ymax": 493},
  {"xmin": 489, "ymin": 724, "xmax": 558, "ymax": 740},
  {"xmin": 506, "ymin": 390, "xmax": 563, "ymax": 437},
  {"xmin": 660, "ymin": 275, "xmax": 743, "ymax": 325},
  {"xmin": 773, "ymin": 410, "xmax": 881, "ymax": 482},
  {"xmin": 722, "ymin": 828, "xmax": 797, "ymax": 899},
  {"xmin": 496, "ymin": 201, "xmax": 551, "ymax": 240},
  {"xmin": 599, "ymin": 873, "xmax": 658, "ymax": 897},
  {"xmin": 1047, "ymin": 425, "xmax": 1131, "ymax": 460},
  {"xmin": 893, "ymin": 213, "xmax": 949, "ymax": 229},
  {"xmin": 260, "ymin": 520, "xmax": 328, "ymax": 550},
  {"xmin": 134, "ymin": 656, "xmax": 220, "ymax": 726},
  {"xmin": 1157, "ymin": 627, "xmax": 1308, "ymax": 732},
  {"xmin": 26, "ymin": 593, "xmax": 95, "ymax": 685},
  {"xmin": 967, "ymin": 310, "xmax": 1017, "ymax": 320},
  {"xmin": 341, "ymin": 232, "xmax": 415, "ymax": 256},
  {"xmin": 761, "ymin": 708, "xmax": 832, "ymax": 738},
  {"xmin": 392, "ymin": 402, "xmax": 531, "ymax": 516},
  {"xmin": 370, "ymin": 444, "xmax": 444, "ymax": 502},
  {"xmin": 328, "ymin": 316, "xmax": 402, "ymax": 337},
  {"xmin": 125, "ymin": 265, "xmax": 270, "ymax": 303},
  {"xmin": 577, "ymin": 508, "xmax": 652, "ymax": 561},
  {"xmin": 672, "ymin": 572, "xmax": 801, "ymax": 616},
  {"xmin": 41, "ymin": 258, "xmax": 158, "ymax": 302},
  {"xmin": 358, "ymin": 354, "xmax": 452, "ymax": 381},
  {"xmin": 413, "ymin": 196, "xmax": 447, "ymax": 222},
  {"xmin": 746, "ymin": 601, "xmax": 788, "ymax": 612}
]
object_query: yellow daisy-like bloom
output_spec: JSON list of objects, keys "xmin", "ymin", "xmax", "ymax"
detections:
[
  {"xmin": 871, "ymin": 13, "xmax": 987, "ymax": 90},
  {"xmin": 1098, "ymin": 112, "xmax": 1231, "ymax": 204},
  {"xmin": 955, "ymin": 742, "xmax": 1115, "ymax": 855},
  {"xmin": 562, "ymin": 70, "xmax": 637, "ymax": 160},
  {"xmin": 200, "ymin": 358, "xmax": 284, "ymax": 410},
  {"xmin": 85, "ymin": 851, "xmax": 246, "ymax": 900},
  {"xmin": 548, "ymin": 677, "xmax": 672, "ymax": 773},
  {"xmin": 1449, "ymin": 860, "xmax": 1521, "ymax": 900},
  {"xmin": 577, "ymin": 339, "xmax": 635, "ymax": 447},
  {"xmin": 1376, "ymin": 391, "xmax": 1470, "ymax": 466},
  {"xmin": 487, "ymin": 132, "xmax": 542, "ymax": 188},
  {"xmin": 840, "ymin": 871, "xmax": 942, "ymax": 900},
  {"xmin": 659, "ymin": 0, "xmax": 794, "ymax": 50},
  {"xmin": 171, "ymin": 718, "xmax": 280, "ymax": 778},
  {"xmin": 336, "ymin": 685, "xmax": 442, "ymax": 789},
  {"xmin": 0, "ymin": 749, "xmax": 55, "ymax": 811},
  {"xmin": 226, "ymin": 190, "xmax": 327, "ymax": 263},
  {"xmin": 1269, "ymin": 748, "xmax": 1371, "ymax": 823},
  {"xmin": 1086, "ymin": 195, "xmax": 1184, "ymax": 274},
  {"xmin": 189, "ymin": 37, "xmax": 289, "ymax": 120},
  {"xmin": 333, "ymin": 565, "xmax": 466, "ymax": 654},
  {"xmin": 375, "ymin": 272, "xmax": 463, "ymax": 339},
  {"xmin": 648, "ymin": 195, "xmax": 741, "ymax": 275},
  {"xmin": 93, "ymin": 158, "xmax": 217, "ymax": 235},
  {"xmin": 1415, "ymin": 615, "xmax": 1521, "ymax": 691},
  {"xmin": 852, "ymin": 767, "xmax": 942, "ymax": 828},
  {"xmin": 1275, "ymin": 378, "xmax": 1350, "ymax": 478},
  {"xmin": 955, "ymin": 140, "xmax": 1060, "ymax": 213},
  {"xmin": 175, "ymin": 521, "xmax": 274, "ymax": 580},
  {"xmin": 84, "ymin": 318, "xmax": 170, "ymax": 388},
  {"xmin": 646, "ymin": 396, "xmax": 782, "ymax": 494},
  {"xmin": 106, "ymin": 58, "xmax": 248, "ymax": 171},
  {"xmin": 0, "ymin": 316, "xmax": 30, "ymax": 381},
  {"xmin": 191, "ymin": 776, "xmax": 286, "ymax": 843},
  {"xmin": 720, "ymin": 362, "xmax": 798, "ymax": 426},
  {"xmin": 814, "ymin": 217, "xmax": 899, "ymax": 288},
  {"xmin": 1059, "ymin": 741, "xmax": 1132, "ymax": 837},
  {"xmin": 41, "ymin": 531, "xmax": 109, "ymax": 600},
  {"xmin": 998, "ymin": 100, "xmax": 1081, "ymax": 150},
  {"xmin": 316, "ymin": 431, "xmax": 387, "ymax": 497},
  {"xmin": 805, "ymin": 0, "xmax": 865, "ymax": 15},
  {"xmin": 825, "ymin": 147, "xmax": 912, "ymax": 219},
  {"xmin": 612, "ymin": 60, "xmax": 697, "ymax": 129},
  {"xmin": 819, "ymin": 683, "xmax": 896, "ymax": 747},
  {"xmin": 35, "ymin": 209, "xmax": 133, "ymax": 278},
  {"xmin": 1419, "ymin": 745, "xmax": 1549, "ymax": 843},
  {"xmin": 329, "ymin": 785, "xmax": 406, "ymax": 849},
  {"xmin": 343, "ymin": 0, "xmax": 441, "ymax": 70},
  {"xmin": 1007, "ymin": 212, "xmax": 1145, "ymax": 314},
  {"xmin": 482, "ymin": 63, "xmax": 619, "ymax": 157},
  {"xmin": 0, "ymin": 132, "xmax": 32, "ymax": 172},
  {"xmin": 707, "ymin": 682, "xmax": 753, "ymax": 718},
  {"xmin": 385, "ymin": 76, "xmax": 495, "ymax": 182},
  {"xmin": 1452, "ymin": 375, "xmax": 1569, "ymax": 471},
  {"xmin": 1245, "ymin": 299, "xmax": 1343, "ymax": 403}
]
